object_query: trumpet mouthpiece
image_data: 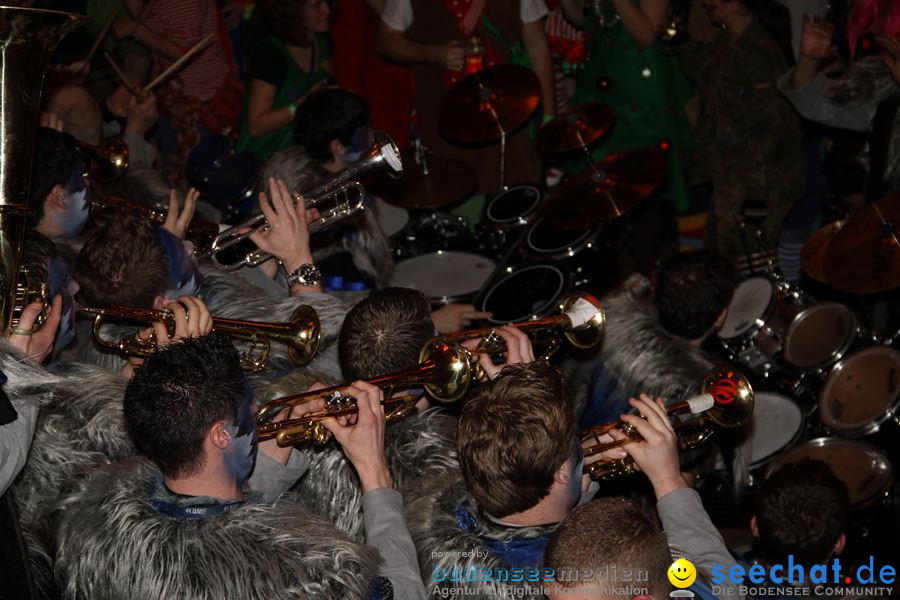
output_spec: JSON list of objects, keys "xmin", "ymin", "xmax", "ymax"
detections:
[
  {"xmin": 565, "ymin": 295, "xmax": 602, "ymax": 329},
  {"xmin": 687, "ymin": 393, "xmax": 715, "ymax": 414}
]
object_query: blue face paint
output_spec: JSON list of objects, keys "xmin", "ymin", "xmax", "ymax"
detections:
[
  {"xmin": 46, "ymin": 256, "xmax": 76, "ymax": 358},
  {"xmin": 341, "ymin": 125, "xmax": 373, "ymax": 164},
  {"xmin": 224, "ymin": 382, "xmax": 258, "ymax": 485},
  {"xmin": 157, "ymin": 227, "xmax": 203, "ymax": 300},
  {"xmin": 51, "ymin": 166, "xmax": 90, "ymax": 238}
]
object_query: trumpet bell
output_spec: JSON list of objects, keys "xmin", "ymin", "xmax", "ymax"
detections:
[
  {"xmin": 77, "ymin": 137, "xmax": 129, "ymax": 182},
  {"xmin": 418, "ymin": 338, "xmax": 472, "ymax": 404},
  {"xmin": 286, "ymin": 305, "xmax": 321, "ymax": 365},
  {"xmin": 702, "ymin": 367, "xmax": 754, "ymax": 428},
  {"xmin": 561, "ymin": 292, "xmax": 606, "ymax": 349}
]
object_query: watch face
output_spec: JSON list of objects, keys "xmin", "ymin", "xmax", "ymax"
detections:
[{"xmin": 292, "ymin": 263, "xmax": 321, "ymax": 286}]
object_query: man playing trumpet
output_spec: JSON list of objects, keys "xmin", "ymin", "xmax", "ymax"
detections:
[{"xmin": 53, "ymin": 332, "xmax": 426, "ymax": 599}]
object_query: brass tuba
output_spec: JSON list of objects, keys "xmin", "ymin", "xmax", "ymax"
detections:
[
  {"xmin": 203, "ymin": 131, "xmax": 403, "ymax": 271},
  {"xmin": 442, "ymin": 292, "xmax": 605, "ymax": 379},
  {"xmin": 256, "ymin": 338, "xmax": 471, "ymax": 446},
  {"xmin": 581, "ymin": 367, "xmax": 754, "ymax": 479},
  {"xmin": 0, "ymin": 8, "xmax": 86, "ymax": 336},
  {"xmin": 80, "ymin": 304, "xmax": 321, "ymax": 371}
]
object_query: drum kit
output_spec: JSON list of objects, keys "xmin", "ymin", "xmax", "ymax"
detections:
[
  {"xmin": 705, "ymin": 267, "xmax": 899, "ymax": 541},
  {"xmin": 382, "ymin": 64, "xmax": 666, "ymax": 315}
]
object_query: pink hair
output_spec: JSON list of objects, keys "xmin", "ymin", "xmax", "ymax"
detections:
[{"xmin": 848, "ymin": 0, "xmax": 900, "ymax": 59}]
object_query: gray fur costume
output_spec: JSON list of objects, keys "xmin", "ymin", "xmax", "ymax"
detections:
[
  {"xmin": 198, "ymin": 264, "xmax": 351, "ymax": 382},
  {"xmin": 564, "ymin": 289, "xmax": 712, "ymax": 419},
  {"xmin": 297, "ymin": 408, "xmax": 459, "ymax": 540},
  {"xmin": 52, "ymin": 459, "xmax": 383, "ymax": 600},
  {"xmin": 405, "ymin": 477, "xmax": 555, "ymax": 600},
  {"xmin": 0, "ymin": 342, "xmax": 131, "ymax": 599}
]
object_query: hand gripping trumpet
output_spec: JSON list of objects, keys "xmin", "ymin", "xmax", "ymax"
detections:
[
  {"xmin": 441, "ymin": 292, "xmax": 605, "ymax": 379},
  {"xmin": 80, "ymin": 304, "xmax": 320, "ymax": 371},
  {"xmin": 203, "ymin": 131, "xmax": 403, "ymax": 271},
  {"xmin": 256, "ymin": 338, "xmax": 471, "ymax": 447},
  {"xmin": 581, "ymin": 367, "xmax": 754, "ymax": 480}
]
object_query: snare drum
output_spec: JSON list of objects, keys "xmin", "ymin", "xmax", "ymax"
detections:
[
  {"xmin": 482, "ymin": 185, "xmax": 542, "ymax": 229},
  {"xmin": 782, "ymin": 302, "xmax": 857, "ymax": 371},
  {"xmin": 818, "ymin": 346, "xmax": 900, "ymax": 438},
  {"xmin": 478, "ymin": 261, "xmax": 570, "ymax": 324},
  {"xmin": 390, "ymin": 251, "xmax": 496, "ymax": 305},
  {"xmin": 717, "ymin": 277, "xmax": 806, "ymax": 373},
  {"xmin": 713, "ymin": 391, "xmax": 804, "ymax": 475}
]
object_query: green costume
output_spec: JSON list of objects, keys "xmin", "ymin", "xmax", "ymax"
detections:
[
  {"xmin": 571, "ymin": 0, "xmax": 694, "ymax": 213},
  {"xmin": 236, "ymin": 34, "xmax": 332, "ymax": 161}
]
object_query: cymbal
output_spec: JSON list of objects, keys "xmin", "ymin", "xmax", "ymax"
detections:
[
  {"xmin": 542, "ymin": 148, "xmax": 668, "ymax": 231},
  {"xmin": 438, "ymin": 65, "xmax": 541, "ymax": 145},
  {"xmin": 801, "ymin": 220, "xmax": 845, "ymax": 283},
  {"xmin": 824, "ymin": 194, "xmax": 900, "ymax": 294},
  {"xmin": 536, "ymin": 102, "xmax": 615, "ymax": 155},
  {"xmin": 379, "ymin": 152, "xmax": 478, "ymax": 210}
]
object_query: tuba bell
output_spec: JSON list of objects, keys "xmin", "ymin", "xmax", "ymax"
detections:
[
  {"xmin": 0, "ymin": 8, "xmax": 86, "ymax": 336},
  {"xmin": 581, "ymin": 367, "xmax": 754, "ymax": 479}
]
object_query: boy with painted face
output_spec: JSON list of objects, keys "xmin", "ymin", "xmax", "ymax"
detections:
[
  {"xmin": 53, "ymin": 332, "xmax": 426, "ymax": 599},
  {"xmin": 28, "ymin": 128, "xmax": 90, "ymax": 241}
]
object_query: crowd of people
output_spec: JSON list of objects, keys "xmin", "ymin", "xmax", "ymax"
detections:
[{"xmin": 0, "ymin": 0, "xmax": 898, "ymax": 599}]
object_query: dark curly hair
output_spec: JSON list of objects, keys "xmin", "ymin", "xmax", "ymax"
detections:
[
  {"xmin": 655, "ymin": 249, "xmax": 736, "ymax": 340},
  {"xmin": 124, "ymin": 332, "xmax": 248, "ymax": 478},
  {"xmin": 755, "ymin": 458, "xmax": 850, "ymax": 568}
]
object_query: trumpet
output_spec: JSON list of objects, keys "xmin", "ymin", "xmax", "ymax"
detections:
[
  {"xmin": 81, "ymin": 303, "xmax": 320, "ymax": 372},
  {"xmin": 75, "ymin": 137, "xmax": 129, "ymax": 183},
  {"xmin": 91, "ymin": 195, "xmax": 220, "ymax": 254},
  {"xmin": 581, "ymin": 367, "xmax": 754, "ymax": 480},
  {"xmin": 443, "ymin": 292, "xmax": 605, "ymax": 378},
  {"xmin": 202, "ymin": 131, "xmax": 403, "ymax": 271},
  {"xmin": 256, "ymin": 338, "xmax": 471, "ymax": 446}
]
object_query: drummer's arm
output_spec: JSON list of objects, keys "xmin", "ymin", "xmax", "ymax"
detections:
[
  {"xmin": 560, "ymin": 0, "xmax": 585, "ymax": 28},
  {"xmin": 245, "ymin": 79, "xmax": 294, "ymax": 140},
  {"xmin": 376, "ymin": 22, "xmax": 462, "ymax": 70},
  {"xmin": 522, "ymin": 19, "xmax": 557, "ymax": 117}
]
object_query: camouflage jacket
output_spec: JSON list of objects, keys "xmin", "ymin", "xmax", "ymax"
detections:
[{"xmin": 678, "ymin": 18, "xmax": 804, "ymax": 205}]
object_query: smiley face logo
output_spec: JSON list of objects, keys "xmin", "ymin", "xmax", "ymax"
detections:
[{"xmin": 668, "ymin": 558, "xmax": 697, "ymax": 588}]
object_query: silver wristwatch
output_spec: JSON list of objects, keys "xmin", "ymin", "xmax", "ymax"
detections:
[{"xmin": 286, "ymin": 263, "xmax": 321, "ymax": 287}]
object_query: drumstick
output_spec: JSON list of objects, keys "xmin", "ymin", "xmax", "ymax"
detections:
[
  {"xmin": 104, "ymin": 52, "xmax": 138, "ymax": 97},
  {"xmin": 85, "ymin": 17, "xmax": 114, "ymax": 65},
  {"xmin": 144, "ymin": 33, "xmax": 214, "ymax": 93}
]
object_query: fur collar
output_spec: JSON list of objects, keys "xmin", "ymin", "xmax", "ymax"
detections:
[
  {"xmin": 52, "ymin": 459, "xmax": 382, "ymax": 600},
  {"xmin": 406, "ymin": 478, "xmax": 556, "ymax": 599}
]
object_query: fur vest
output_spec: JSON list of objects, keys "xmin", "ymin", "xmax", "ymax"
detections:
[
  {"xmin": 297, "ymin": 408, "xmax": 459, "ymax": 540},
  {"xmin": 0, "ymin": 343, "xmax": 133, "ymax": 599},
  {"xmin": 564, "ymin": 290, "xmax": 713, "ymax": 419},
  {"xmin": 405, "ymin": 477, "xmax": 556, "ymax": 600},
  {"xmin": 52, "ymin": 459, "xmax": 382, "ymax": 600}
]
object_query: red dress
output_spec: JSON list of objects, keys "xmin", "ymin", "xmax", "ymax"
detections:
[{"xmin": 331, "ymin": 0, "xmax": 416, "ymax": 149}]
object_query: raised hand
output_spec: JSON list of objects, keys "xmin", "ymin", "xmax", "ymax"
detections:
[{"xmin": 800, "ymin": 15, "xmax": 836, "ymax": 62}]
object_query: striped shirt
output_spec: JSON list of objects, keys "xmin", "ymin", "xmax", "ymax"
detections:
[{"xmin": 138, "ymin": 0, "xmax": 231, "ymax": 102}]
